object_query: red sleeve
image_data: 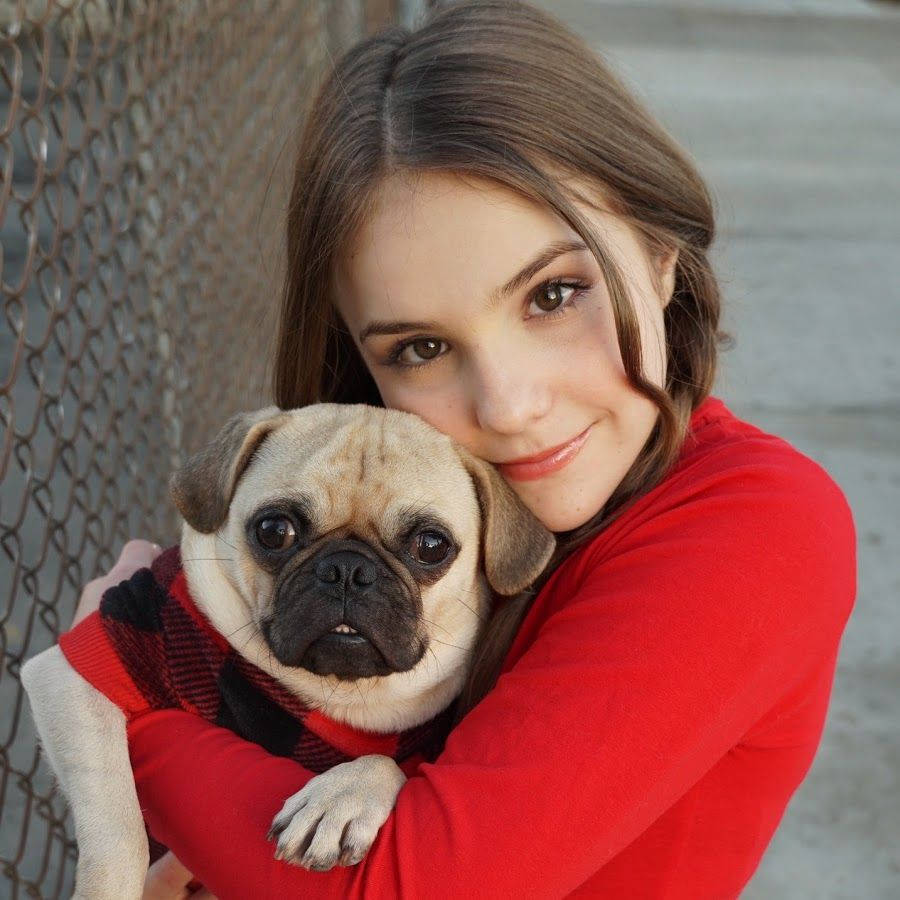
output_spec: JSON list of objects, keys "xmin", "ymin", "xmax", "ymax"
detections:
[
  {"xmin": 127, "ymin": 452, "xmax": 856, "ymax": 899},
  {"xmin": 58, "ymin": 610, "xmax": 152, "ymax": 719}
]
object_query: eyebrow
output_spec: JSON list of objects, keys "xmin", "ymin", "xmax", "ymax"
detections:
[{"xmin": 357, "ymin": 238, "xmax": 589, "ymax": 343}]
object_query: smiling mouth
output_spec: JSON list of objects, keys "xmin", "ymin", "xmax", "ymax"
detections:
[
  {"xmin": 497, "ymin": 422, "xmax": 594, "ymax": 481},
  {"xmin": 498, "ymin": 424, "xmax": 594, "ymax": 466}
]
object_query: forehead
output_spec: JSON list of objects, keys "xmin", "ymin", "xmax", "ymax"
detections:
[
  {"xmin": 234, "ymin": 407, "xmax": 477, "ymax": 529},
  {"xmin": 334, "ymin": 172, "xmax": 566, "ymax": 307},
  {"xmin": 332, "ymin": 170, "xmax": 638, "ymax": 327}
]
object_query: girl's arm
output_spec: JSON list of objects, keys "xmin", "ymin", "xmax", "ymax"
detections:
[{"xmin": 128, "ymin": 453, "xmax": 856, "ymax": 899}]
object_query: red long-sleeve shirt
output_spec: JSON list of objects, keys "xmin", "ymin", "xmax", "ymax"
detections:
[{"xmin": 122, "ymin": 395, "xmax": 857, "ymax": 898}]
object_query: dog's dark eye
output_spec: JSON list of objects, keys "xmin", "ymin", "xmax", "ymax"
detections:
[
  {"xmin": 256, "ymin": 517, "xmax": 296, "ymax": 552},
  {"xmin": 413, "ymin": 531, "xmax": 450, "ymax": 565}
]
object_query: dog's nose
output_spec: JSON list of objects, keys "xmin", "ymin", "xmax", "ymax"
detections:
[{"xmin": 314, "ymin": 550, "xmax": 377, "ymax": 588}]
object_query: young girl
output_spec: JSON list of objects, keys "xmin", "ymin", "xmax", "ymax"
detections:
[{"xmin": 72, "ymin": 1, "xmax": 856, "ymax": 897}]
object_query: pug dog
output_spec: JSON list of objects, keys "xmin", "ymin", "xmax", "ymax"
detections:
[{"xmin": 21, "ymin": 402, "xmax": 556, "ymax": 899}]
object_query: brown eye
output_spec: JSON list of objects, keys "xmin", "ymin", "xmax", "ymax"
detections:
[
  {"xmin": 534, "ymin": 281, "xmax": 569, "ymax": 312},
  {"xmin": 413, "ymin": 531, "xmax": 451, "ymax": 565},
  {"xmin": 392, "ymin": 338, "xmax": 445, "ymax": 368},
  {"xmin": 256, "ymin": 517, "xmax": 296, "ymax": 551},
  {"xmin": 409, "ymin": 339, "xmax": 442, "ymax": 360}
]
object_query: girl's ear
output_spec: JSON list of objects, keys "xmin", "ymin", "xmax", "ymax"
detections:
[{"xmin": 656, "ymin": 246, "xmax": 680, "ymax": 308}]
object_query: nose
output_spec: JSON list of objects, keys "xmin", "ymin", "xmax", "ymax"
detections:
[
  {"xmin": 315, "ymin": 550, "xmax": 377, "ymax": 589},
  {"xmin": 471, "ymin": 347, "xmax": 552, "ymax": 434}
]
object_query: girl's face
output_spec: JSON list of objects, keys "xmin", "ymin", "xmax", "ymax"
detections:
[{"xmin": 333, "ymin": 171, "xmax": 677, "ymax": 532}]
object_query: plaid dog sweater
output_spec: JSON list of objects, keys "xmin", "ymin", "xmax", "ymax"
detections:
[{"xmin": 58, "ymin": 543, "xmax": 459, "ymax": 774}]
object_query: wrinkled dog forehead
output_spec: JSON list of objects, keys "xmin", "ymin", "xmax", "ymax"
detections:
[{"xmin": 232, "ymin": 404, "xmax": 480, "ymax": 534}]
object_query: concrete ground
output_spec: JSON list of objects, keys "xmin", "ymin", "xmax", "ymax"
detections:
[{"xmin": 530, "ymin": 1, "xmax": 900, "ymax": 896}]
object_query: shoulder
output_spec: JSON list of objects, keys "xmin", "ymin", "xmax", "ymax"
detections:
[
  {"xmin": 538, "ymin": 400, "xmax": 857, "ymax": 638},
  {"xmin": 502, "ymin": 400, "xmax": 857, "ymax": 681},
  {"xmin": 589, "ymin": 399, "xmax": 855, "ymax": 568}
]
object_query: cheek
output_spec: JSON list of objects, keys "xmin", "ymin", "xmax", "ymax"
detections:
[
  {"xmin": 575, "ymin": 295, "xmax": 667, "ymax": 390},
  {"xmin": 565, "ymin": 303, "xmax": 629, "ymax": 386},
  {"xmin": 376, "ymin": 380, "xmax": 466, "ymax": 435}
]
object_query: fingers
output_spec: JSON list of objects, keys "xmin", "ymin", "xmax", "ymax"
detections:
[
  {"xmin": 141, "ymin": 850, "xmax": 196, "ymax": 900},
  {"xmin": 71, "ymin": 539, "xmax": 165, "ymax": 628},
  {"xmin": 114, "ymin": 539, "xmax": 164, "ymax": 575}
]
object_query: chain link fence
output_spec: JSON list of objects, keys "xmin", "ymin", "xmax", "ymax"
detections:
[{"xmin": 0, "ymin": 1, "xmax": 433, "ymax": 895}]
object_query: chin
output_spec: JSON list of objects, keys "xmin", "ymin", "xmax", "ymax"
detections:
[
  {"xmin": 530, "ymin": 503, "xmax": 601, "ymax": 534},
  {"xmin": 552, "ymin": 514, "xmax": 598, "ymax": 533},
  {"xmin": 508, "ymin": 473, "xmax": 606, "ymax": 532}
]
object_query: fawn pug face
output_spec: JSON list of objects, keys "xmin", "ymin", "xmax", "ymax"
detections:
[
  {"xmin": 244, "ymin": 420, "xmax": 476, "ymax": 682},
  {"xmin": 253, "ymin": 517, "xmax": 458, "ymax": 682},
  {"xmin": 168, "ymin": 403, "xmax": 556, "ymax": 730}
]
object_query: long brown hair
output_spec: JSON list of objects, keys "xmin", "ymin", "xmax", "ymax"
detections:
[{"xmin": 270, "ymin": 0, "xmax": 733, "ymax": 728}]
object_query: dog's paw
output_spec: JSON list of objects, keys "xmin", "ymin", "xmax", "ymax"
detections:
[{"xmin": 266, "ymin": 754, "xmax": 407, "ymax": 871}]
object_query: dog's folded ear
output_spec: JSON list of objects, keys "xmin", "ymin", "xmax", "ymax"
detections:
[
  {"xmin": 169, "ymin": 405, "xmax": 294, "ymax": 534},
  {"xmin": 453, "ymin": 444, "xmax": 557, "ymax": 596}
]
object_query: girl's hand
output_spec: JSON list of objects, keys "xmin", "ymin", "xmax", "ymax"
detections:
[
  {"xmin": 71, "ymin": 539, "xmax": 163, "ymax": 628},
  {"xmin": 142, "ymin": 850, "xmax": 217, "ymax": 899}
]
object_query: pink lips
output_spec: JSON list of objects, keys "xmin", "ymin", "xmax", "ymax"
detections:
[{"xmin": 497, "ymin": 424, "xmax": 593, "ymax": 481}]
